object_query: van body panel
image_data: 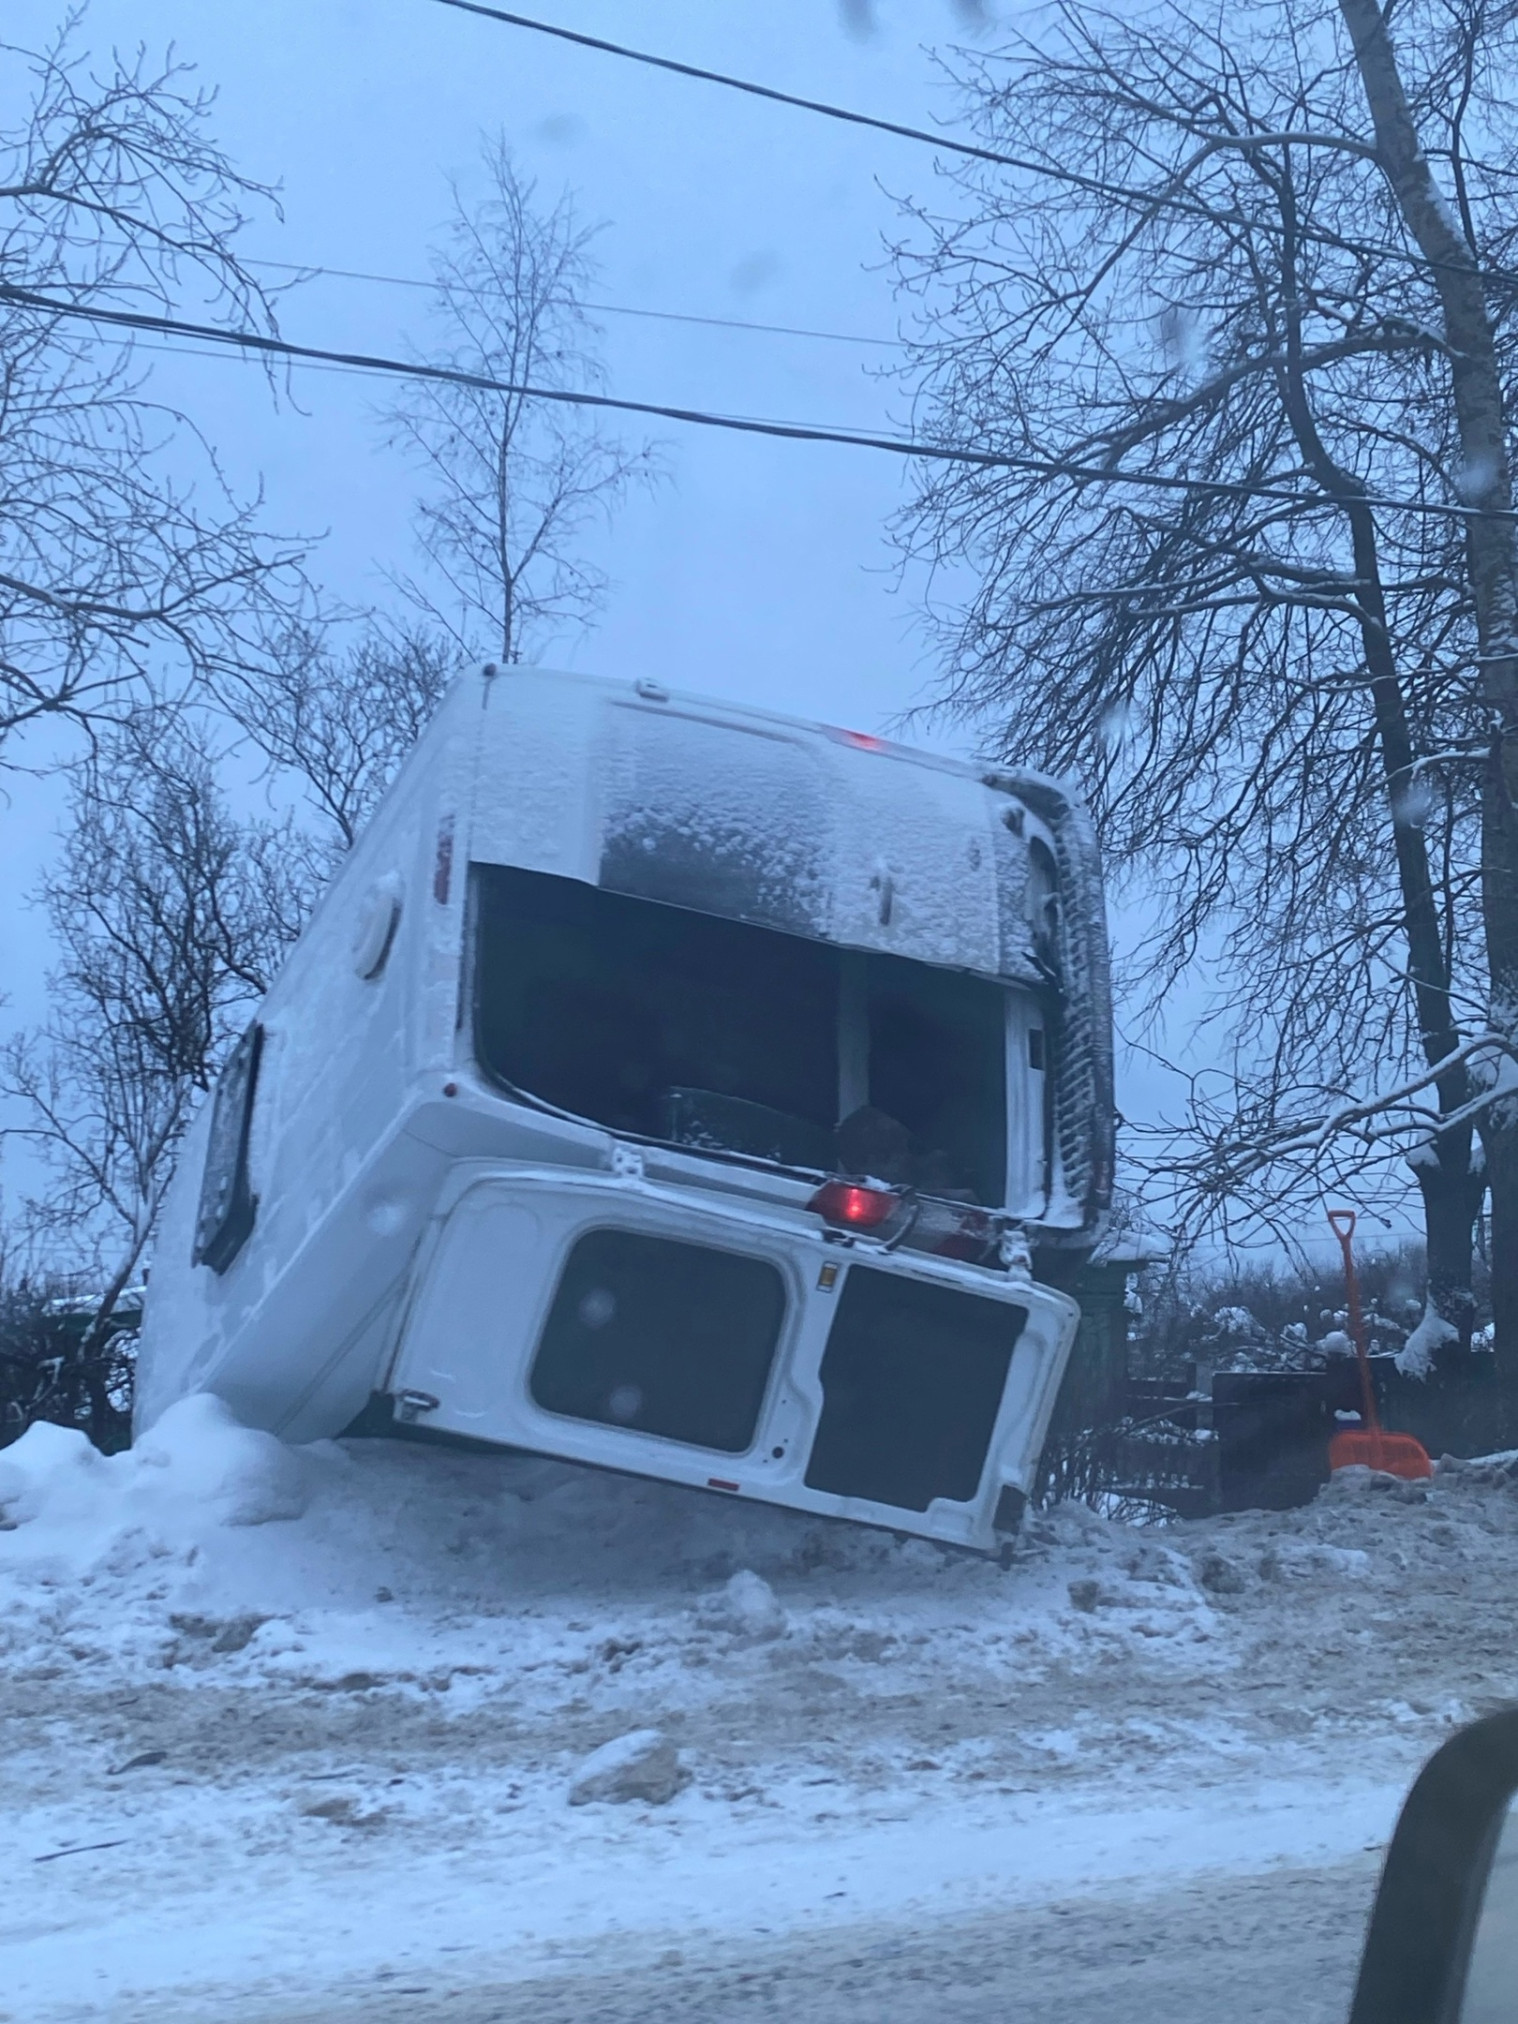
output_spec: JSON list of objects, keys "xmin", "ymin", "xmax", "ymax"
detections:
[
  {"xmin": 385, "ymin": 1167, "xmax": 1077, "ymax": 1553},
  {"xmin": 136, "ymin": 667, "xmax": 1109, "ymax": 1550}
]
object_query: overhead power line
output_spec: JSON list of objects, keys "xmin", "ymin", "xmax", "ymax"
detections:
[
  {"xmin": 425, "ymin": 2, "xmax": 1480, "ymax": 285},
  {"xmin": 130, "ymin": 330, "xmax": 855, "ymax": 428},
  {"xmin": 2, "ymin": 282, "xmax": 1508, "ymax": 525},
  {"xmin": 0, "ymin": 281, "xmax": 932, "ymax": 445},
  {"xmin": 427, "ymin": 0, "xmax": 1028, "ymax": 170},
  {"xmin": 247, "ymin": 255, "xmax": 898, "ymax": 348}
]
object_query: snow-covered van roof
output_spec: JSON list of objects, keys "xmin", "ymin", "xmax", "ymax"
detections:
[
  {"xmin": 452, "ymin": 667, "xmax": 1115, "ymax": 1231},
  {"xmin": 462, "ymin": 665, "xmax": 1053, "ymax": 986}
]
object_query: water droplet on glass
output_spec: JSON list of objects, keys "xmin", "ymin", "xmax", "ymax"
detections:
[
  {"xmin": 607, "ymin": 1384, "xmax": 643, "ymax": 1423},
  {"xmin": 579, "ymin": 1287, "xmax": 616, "ymax": 1329}
]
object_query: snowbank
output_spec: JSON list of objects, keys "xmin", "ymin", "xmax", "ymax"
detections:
[
  {"xmin": 0, "ymin": 1391, "xmax": 1230, "ymax": 1700},
  {"xmin": 4, "ymin": 1397, "xmax": 1515, "ymax": 2023},
  {"xmin": 0, "ymin": 1394, "xmax": 310, "ymax": 1546}
]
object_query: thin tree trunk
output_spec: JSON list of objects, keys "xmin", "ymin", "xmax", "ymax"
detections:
[
  {"xmin": 1482, "ymin": 762, "xmax": 1518, "ymax": 1427},
  {"xmin": 1274, "ymin": 159, "xmax": 1483, "ymax": 1352},
  {"xmin": 1340, "ymin": 0, "xmax": 1518, "ymax": 1380},
  {"xmin": 74, "ymin": 1244, "xmax": 144, "ymax": 1452},
  {"xmin": 1346, "ymin": 500, "xmax": 1485, "ymax": 1355}
]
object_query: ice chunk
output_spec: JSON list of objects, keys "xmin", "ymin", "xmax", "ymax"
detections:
[
  {"xmin": 1195, "ymin": 1551, "xmax": 1249, "ymax": 1595},
  {"xmin": 699, "ymin": 1568, "xmax": 787, "ymax": 1641},
  {"xmin": 567, "ymin": 1728, "xmax": 685, "ymax": 1806}
]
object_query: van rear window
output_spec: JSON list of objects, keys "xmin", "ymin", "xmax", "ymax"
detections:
[
  {"xmin": 531, "ymin": 1229, "xmax": 785, "ymax": 1452},
  {"xmin": 470, "ymin": 863, "xmax": 1009, "ymax": 1204}
]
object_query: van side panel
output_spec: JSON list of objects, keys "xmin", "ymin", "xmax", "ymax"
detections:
[{"xmin": 134, "ymin": 687, "xmax": 476, "ymax": 1433}]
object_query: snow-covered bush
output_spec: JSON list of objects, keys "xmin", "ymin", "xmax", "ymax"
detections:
[
  {"xmin": 1128, "ymin": 1244, "xmax": 1450, "ymax": 1381},
  {"xmin": 0, "ymin": 1268, "xmax": 135, "ymax": 1454}
]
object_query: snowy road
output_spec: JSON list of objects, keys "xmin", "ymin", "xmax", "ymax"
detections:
[
  {"xmin": 254, "ymin": 1860, "xmax": 1381, "ymax": 2024},
  {"xmin": 3, "ymin": 1405, "xmax": 1517, "ymax": 2021}
]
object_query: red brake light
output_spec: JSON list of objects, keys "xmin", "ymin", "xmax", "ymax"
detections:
[{"xmin": 809, "ymin": 1180, "xmax": 900, "ymax": 1230}]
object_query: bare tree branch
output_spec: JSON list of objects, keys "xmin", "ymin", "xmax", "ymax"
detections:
[
  {"xmin": 220, "ymin": 622, "xmax": 456, "ymax": 853},
  {"xmin": 382, "ymin": 139, "xmax": 658, "ymax": 663},
  {"xmin": 0, "ymin": 17, "xmax": 317, "ymax": 753},
  {"xmin": 0, "ymin": 709, "xmax": 295, "ymax": 1334},
  {"xmin": 894, "ymin": 0, "xmax": 1513, "ymax": 1351}
]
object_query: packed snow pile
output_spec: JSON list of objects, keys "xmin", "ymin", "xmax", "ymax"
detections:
[
  {"xmin": 4, "ymin": 1396, "xmax": 1518, "ymax": 2023},
  {"xmin": 0, "ymin": 1393, "xmax": 1230, "ymax": 1701},
  {"xmin": 1, "ymin": 1393, "xmax": 1510, "ymax": 1723},
  {"xmin": 0, "ymin": 1395, "xmax": 310, "ymax": 1544}
]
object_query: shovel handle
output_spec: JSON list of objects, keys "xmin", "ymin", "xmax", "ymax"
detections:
[
  {"xmin": 1328, "ymin": 1207, "xmax": 1357, "ymax": 1248},
  {"xmin": 1327, "ymin": 1206, "xmax": 1379, "ymax": 1435}
]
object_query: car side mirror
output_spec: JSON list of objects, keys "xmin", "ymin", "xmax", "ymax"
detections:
[{"xmin": 1350, "ymin": 1707, "xmax": 1518, "ymax": 2023}]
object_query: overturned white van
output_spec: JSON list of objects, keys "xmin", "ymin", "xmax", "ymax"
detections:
[{"xmin": 136, "ymin": 666, "xmax": 1114, "ymax": 1553}]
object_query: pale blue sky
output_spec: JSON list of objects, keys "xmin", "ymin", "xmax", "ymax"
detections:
[
  {"xmin": 1, "ymin": 1, "xmax": 1407, "ymax": 1257},
  {"xmin": 9, "ymin": 0, "xmax": 974, "ymax": 724},
  {"xmin": 1, "ymin": 3, "xmax": 999, "ymax": 1006}
]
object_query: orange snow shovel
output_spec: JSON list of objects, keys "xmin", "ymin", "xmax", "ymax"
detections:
[{"xmin": 1325, "ymin": 1208, "xmax": 1432, "ymax": 1480}]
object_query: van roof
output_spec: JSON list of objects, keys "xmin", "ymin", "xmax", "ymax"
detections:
[{"xmin": 461, "ymin": 666, "xmax": 1060, "ymax": 984}]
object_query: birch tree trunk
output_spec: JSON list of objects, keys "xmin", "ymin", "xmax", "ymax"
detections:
[{"xmin": 1340, "ymin": 0, "xmax": 1518, "ymax": 1382}]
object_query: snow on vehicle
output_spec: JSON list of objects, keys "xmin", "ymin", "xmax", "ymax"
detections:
[{"xmin": 135, "ymin": 665, "xmax": 1114, "ymax": 1552}]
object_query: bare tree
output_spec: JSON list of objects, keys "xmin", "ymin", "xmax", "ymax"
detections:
[
  {"xmin": 0, "ymin": 17, "xmax": 314, "ymax": 754},
  {"xmin": 223, "ymin": 622, "xmax": 455, "ymax": 854},
  {"xmin": 0, "ymin": 29, "xmax": 461, "ymax": 1423},
  {"xmin": 0, "ymin": 618, "xmax": 451, "ymax": 1409},
  {"xmin": 0, "ymin": 710, "xmax": 293, "ymax": 1356},
  {"xmin": 1135, "ymin": 1032, "xmax": 1515, "ymax": 1290},
  {"xmin": 384, "ymin": 139, "xmax": 656, "ymax": 664},
  {"xmin": 1334, "ymin": 0, "xmax": 1518, "ymax": 1426},
  {"xmin": 893, "ymin": 0, "xmax": 1515, "ymax": 1366}
]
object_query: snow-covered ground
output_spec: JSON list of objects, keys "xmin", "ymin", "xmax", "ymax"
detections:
[{"xmin": 3, "ymin": 1400, "xmax": 1516, "ymax": 2022}]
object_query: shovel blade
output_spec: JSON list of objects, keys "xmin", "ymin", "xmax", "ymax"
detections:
[{"xmin": 1329, "ymin": 1428, "xmax": 1433, "ymax": 1480}]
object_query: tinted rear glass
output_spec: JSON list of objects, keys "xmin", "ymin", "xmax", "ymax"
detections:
[
  {"xmin": 530, "ymin": 1228, "xmax": 786, "ymax": 1453},
  {"xmin": 472, "ymin": 863, "xmax": 1008, "ymax": 1203}
]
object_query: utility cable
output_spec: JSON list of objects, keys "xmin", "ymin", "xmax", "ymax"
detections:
[
  {"xmin": 428, "ymin": 0, "xmax": 1027, "ymax": 171},
  {"xmin": 247, "ymin": 255, "xmax": 898, "ymax": 347},
  {"xmin": 425, "ymin": 2, "xmax": 1492, "ymax": 285},
  {"xmin": 3, "ymin": 281, "xmax": 1510, "ymax": 524},
  {"xmin": 130, "ymin": 330, "xmax": 861, "ymax": 427}
]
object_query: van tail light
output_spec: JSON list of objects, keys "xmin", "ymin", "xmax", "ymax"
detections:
[{"xmin": 809, "ymin": 1180, "xmax": 900, "ymax": 1231}]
